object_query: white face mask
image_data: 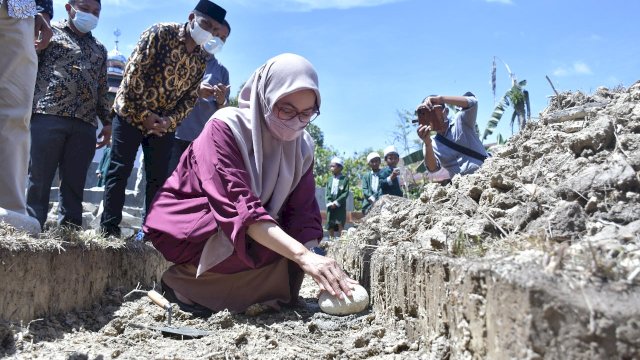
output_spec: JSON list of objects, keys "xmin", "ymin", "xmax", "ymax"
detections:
[
  {"xmin": 202, "ymin": 36, "xmax": 224, "ymax": 55},
  {"xmin": 264, "ymin": 111, "xmax": 305, "ymax": 142},
  {"xmin": 71, "ymin": 7, "xmax": 99, "ymax": 33},
  {"xmin": 190, "ymin": 20, "xmax": 213, "ymax": 46}
]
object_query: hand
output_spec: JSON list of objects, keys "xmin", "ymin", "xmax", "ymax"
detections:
[
  {"xmin": 198, "ymin": 82, "xmax": 215, "ymax": 99},
  {"xmin": 423, "ymin": 96, "xmax": 443, "ymax": 111},
  {"xmin": 391, "ymin": 168, "xmax": 400, "ymax": 180},
  {"xmin": 96, "ymin": 124, "xmax": 112, "ymax": 149},
  {"xmin": 417, "ymin": 124, "xmax": 432, "ymax": 143},
  {"xmin": 34, "ymin": 13, "xmax": 53, "ymax": 50},
  {"xmin": 143, "ymin": 112, "xmax": 169, "ymax": 137},
  {"xmin": 329, "ymin": 203, "xmax": 337, "ymax": 209},
  {"xmin": 296, "ymin": 251, "xmax": 358, "ymax": 299},
  {"xmin": 213, "ymin": 83, "xmax": 230, "ymax": 106}
]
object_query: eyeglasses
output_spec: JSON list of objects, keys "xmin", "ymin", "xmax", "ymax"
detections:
[{"xmin": 274, "ymin": 104, "xmax": 320, "ymax": 126}]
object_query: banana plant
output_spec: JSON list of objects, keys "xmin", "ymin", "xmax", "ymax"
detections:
[{"xmin": 483, "ymin": 57, "xmax": 531, "ymax": 141}]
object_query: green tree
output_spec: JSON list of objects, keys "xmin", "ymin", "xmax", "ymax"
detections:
[
  {"xmin": 391, "ymin": 109, "xmax": 422, "ymax": 155},
  {"xmin": 306, "ymin": 123, "xmax": 324, "ymax": 148}
]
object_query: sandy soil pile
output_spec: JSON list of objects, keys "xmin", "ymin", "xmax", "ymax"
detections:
[{"xmin": 350, "ymin": 82, "xmax": 640, "ymax": 285}]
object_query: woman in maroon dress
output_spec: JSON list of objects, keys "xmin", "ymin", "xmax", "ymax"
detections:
[{"xmin": 143, "ymin": 53, "xmax": 356, "ymax": 315}]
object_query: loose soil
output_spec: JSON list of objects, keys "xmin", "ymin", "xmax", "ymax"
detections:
[
  {"xmin": 2, "ymin": 278, "xmax": 420, "ymax": 359},
  {"xmin": 2, "ymin": 83, "xmax": 639, "ymax": 359}
]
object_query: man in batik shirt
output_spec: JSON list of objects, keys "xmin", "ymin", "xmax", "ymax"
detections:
[
  {"xmin": 28, "ymin": 0, "xmax": 109, "ymax": 229},
  {"xmin": 100, "ymin": 0, "xmax": 227, "ymax": 237}
]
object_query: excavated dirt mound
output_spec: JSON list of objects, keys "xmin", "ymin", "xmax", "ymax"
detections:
[
  {"xmin": 328, "ymin": 83, "xmax": 640, "ymax": 358},
  {"xmin": 352, "ymin": 82, "xmax": 640, "ymax": 284}
]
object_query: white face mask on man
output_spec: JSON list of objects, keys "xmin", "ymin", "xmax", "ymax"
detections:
[
  {"xmin": 203, "ymin": 36, "xmax": 224, "ymax": 55},
  {"xmin": 71, "ymin": 7, "xmax": 99, "ymax": 33},
  {"xmin": 190, "ymin": 20, "xmax": 213, "ymax": 46}
]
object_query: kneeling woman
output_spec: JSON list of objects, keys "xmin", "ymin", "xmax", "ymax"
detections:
[{"xmin": 143, "ymin": 53, "xmax": 356, "ymax": 315}]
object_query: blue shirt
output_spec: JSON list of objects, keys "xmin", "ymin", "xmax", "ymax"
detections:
[
  {"xmin": 430, "ymin": 96, "xmax": 488, "ymax": 178},
  {"xmin": 175, "ymin": 56, "xmax": 230, "ymax": 142}
]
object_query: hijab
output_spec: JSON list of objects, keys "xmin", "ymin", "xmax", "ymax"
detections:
[
  {"xmin": 197, "ymin": 54, "xmax": 320, "ymax": 276},
  {"xmin": 214, "ymin": 53, "xmax": 320, "ymax": 219}
]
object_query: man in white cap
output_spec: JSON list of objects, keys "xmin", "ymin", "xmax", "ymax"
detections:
[
  {"xmin": 325, "ymin": 157, "xmax": 349, "ymax": 238},
  {"xmin": 361, "ymin": 152, "xmax": 382, "ymax": 215},
  {"xmin": 379, "ymin": 145, "xmax": 403, "ymax": 197}
]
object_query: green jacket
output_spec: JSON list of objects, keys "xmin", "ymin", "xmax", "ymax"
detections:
[
  {"xmin": 361, "ymin": 170, "xmax": 382, "ymax": 214},
  {"xmin": 325, "ymin": 175, "xmax": 349, "ymax": 226},
  {"xmin": 378, "ymin": 166, "xmax": 403, "ymax": 197}
]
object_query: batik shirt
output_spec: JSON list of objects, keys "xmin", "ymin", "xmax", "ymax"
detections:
[
  {"xmin": 33, "ymin": 20, "xmax": 110, "ymax": 127},
  {"xmin": 1, "ymin": 0, "xmax": 53, "ymax": 19},
  {"xmin": 114, "ymin": 22, "xmax": 210, "ymax": 133}
]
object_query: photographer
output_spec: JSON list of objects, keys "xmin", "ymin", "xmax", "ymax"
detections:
[{"xmin": 416, "ymin": 92, "xmax": 488, "ymax": 180}]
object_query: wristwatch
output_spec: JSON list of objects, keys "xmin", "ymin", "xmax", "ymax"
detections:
[{"xmin": 310, "ymin": 246, "xmax": 326, "ymax": 256}]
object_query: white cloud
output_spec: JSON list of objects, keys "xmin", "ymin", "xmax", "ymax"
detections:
[
  {"xmin": 552, "ymin": 67, "xmax": 568, "ymax": 77},
  {"xmin": 589, "ymin": 34, "xmax": 603, "ymax": 41},
  {"xmin": 552, "ymin": 61, "xmax": 593, "ymax": 77},
  {"xmin": 235, "ymin": 0, "xmax": 409, "ymax": 11},
  {"xmin": 573, "ymin": 61, "xmax": 592, "ymax": 75},
  {"xmin": 485, "ymin": 0, "xmax": 513, "ymax": 4}
]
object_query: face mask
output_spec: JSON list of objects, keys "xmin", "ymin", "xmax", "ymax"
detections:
[
  {"xmin": 71, "ymin": 8, "xmax": 99, "ymax": 33},
  {"xmin": 202, "ymin": 36, "xmax": 224, "ymax": 55},
  {"xmin": 264, "ymin": 111, "xmax": 305, "ymax": 142},
  {"xmin": 190, "ymin": 20, "xmax": 213, "ymax": 46}
]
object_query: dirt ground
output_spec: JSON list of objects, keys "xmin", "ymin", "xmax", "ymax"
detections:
[
  {"xmin": 1, "ymin": 83, "xmax": 639, "ymax": 359},
  {"xmin": 2, "ymin": 276, "xmax": 423, "ymax": 360}
]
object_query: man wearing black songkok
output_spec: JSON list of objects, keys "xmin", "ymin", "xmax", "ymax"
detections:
[{"xmin": 100, "ymin": 1, "xmax": 227, "ymax": 237}]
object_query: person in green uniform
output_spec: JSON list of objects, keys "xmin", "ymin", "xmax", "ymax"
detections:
[
  {"xmin": 325, "ymin": 157, "xmax": 349, "ymax": 238},
  {"xmin": 379, "ymin": 145, "xmax": 403, "ymax": 197},
  {"xmin": 361, "ymin": 151, "xmax": 382, "ymax": 215},
  {"xmin": 96, "ymin": 144, "xmax": 112, "ymax": 187}
]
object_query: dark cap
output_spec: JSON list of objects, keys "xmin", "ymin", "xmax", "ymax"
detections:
[{"xmin": 195, "ymin": 0, "xmax": 226, "ymax": 24}]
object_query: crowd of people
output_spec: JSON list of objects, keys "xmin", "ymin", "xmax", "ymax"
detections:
[{"xmin": 0, "ymin": 0, "xmax": 489, "ymax": 315}]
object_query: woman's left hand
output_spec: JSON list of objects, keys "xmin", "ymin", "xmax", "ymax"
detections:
[{"xmin": 296, "ymin": 251, "xmax": 359, "ymax": 299}]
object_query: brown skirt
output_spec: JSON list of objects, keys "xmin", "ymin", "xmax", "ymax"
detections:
[{"xmin": 162, "ymin": 258, "xmax": 304, "ymax": 313}]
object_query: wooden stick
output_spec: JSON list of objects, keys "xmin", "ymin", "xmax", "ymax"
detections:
[{"xmin": 546, "ymin": 75, "xmax": 560, "ymax": 96}]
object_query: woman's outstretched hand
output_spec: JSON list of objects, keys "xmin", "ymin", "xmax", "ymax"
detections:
[{"xmin": 296, "ymin": 251, "xmax": 359, "ymax": 299}]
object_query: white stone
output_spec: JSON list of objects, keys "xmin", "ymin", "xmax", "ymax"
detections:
[
  {"xmin": 0, "ymin": 207, "xmax": 41, "ymax": 236},
  {"xmin": 318, "ymin": 284, "xmax": 369, "ymax": 315}
]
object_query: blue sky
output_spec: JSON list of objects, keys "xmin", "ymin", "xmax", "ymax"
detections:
[{"xmin": 54, "ymin": 0, "xmax": 640, "ymax": 157}]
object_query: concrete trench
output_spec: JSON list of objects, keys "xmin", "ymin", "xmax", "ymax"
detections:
[
  {"xmin": 329, "ymin": 240, "xmax": 640, "ymax": 359},
  {"xmin": 0, "ymin": 242, "xmax": 168, "ymax": 324}
]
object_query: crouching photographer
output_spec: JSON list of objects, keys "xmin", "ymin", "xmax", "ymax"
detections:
[{"xmin": 416, "ymin": 92, "xmax": 489, "ymax": 181}]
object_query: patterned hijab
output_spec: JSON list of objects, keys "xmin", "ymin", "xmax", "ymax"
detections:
[{"xmin": 214, "ymin": 53, "xmax": 320, "ymax": 219}]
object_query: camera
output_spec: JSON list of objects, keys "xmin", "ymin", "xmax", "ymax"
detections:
[{"xmin": 416, "ymin": 105, "xmax": 446, "ymax": 132}]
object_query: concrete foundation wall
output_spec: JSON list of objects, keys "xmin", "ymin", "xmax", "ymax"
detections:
[
  {"xmin": 330, "ymin": 241, "xmax": 640, "ymax": 359},
  {"xmin": 0, "ymin": 242, "xmax": 170, "ymax": 323}
]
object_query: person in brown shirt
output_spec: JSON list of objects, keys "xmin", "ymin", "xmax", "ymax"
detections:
[{"xmin": 100, "ymin": 0, "xmax": 227, "ymax": 238}]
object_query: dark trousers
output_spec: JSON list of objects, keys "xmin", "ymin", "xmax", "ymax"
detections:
[
  {"xmin": 167, "ymin": 138, "xmax": 191, "ymax": 176},
  {"xmin": 100, "ymin": 115, "xmax": 174, "ymax": 235},
  {"xmin": 26, "ymin": 114, "xmax": 96, "ymax": 228}
]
